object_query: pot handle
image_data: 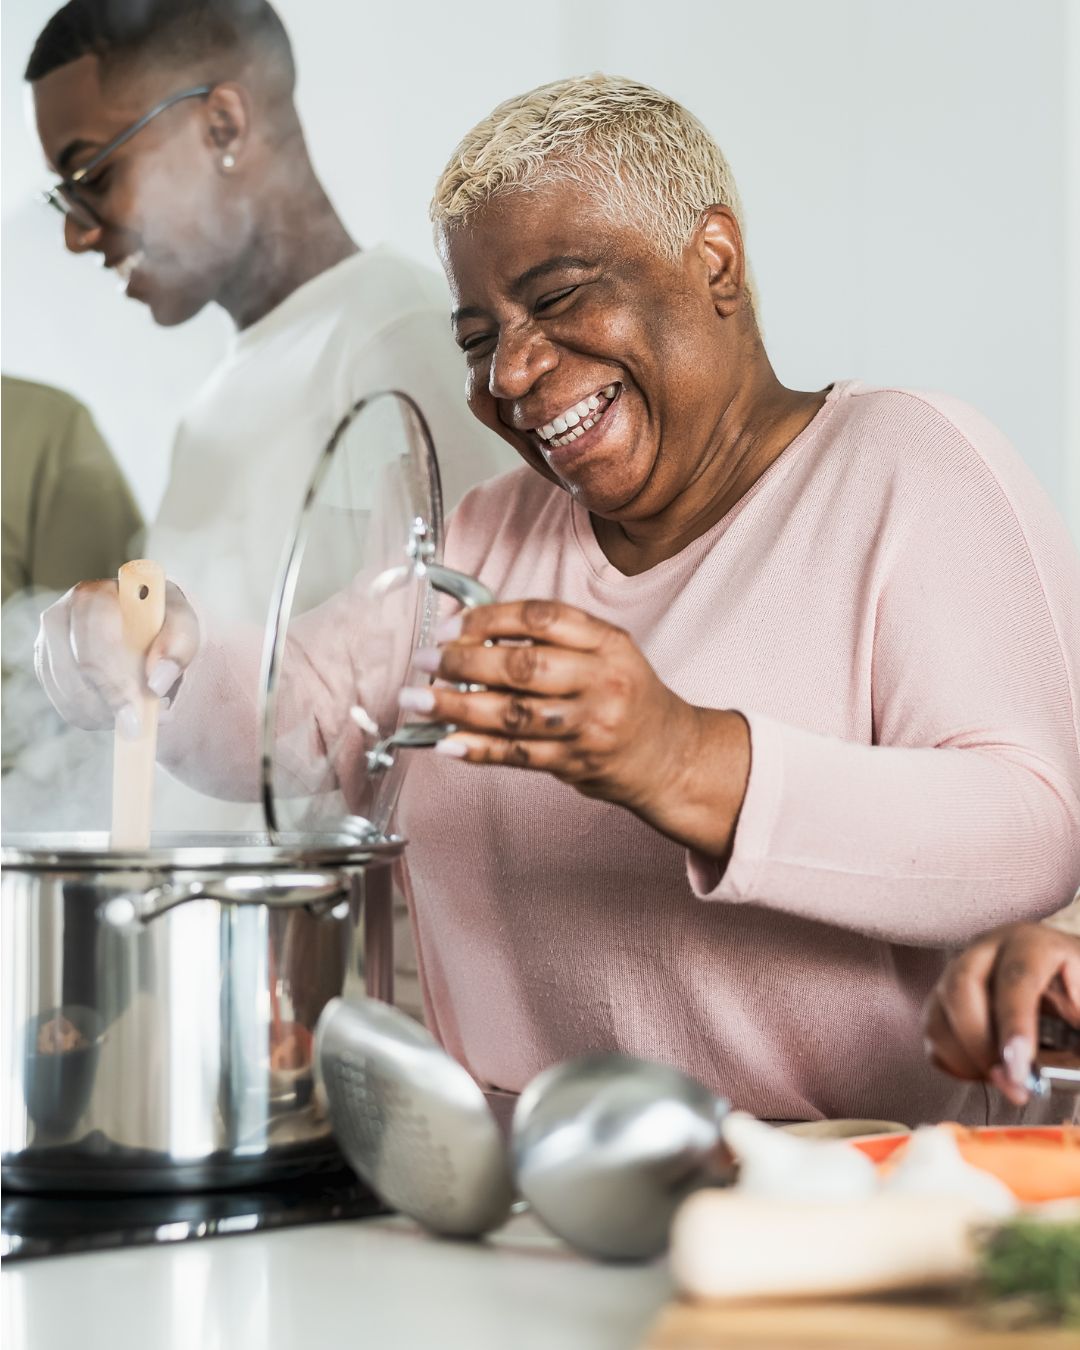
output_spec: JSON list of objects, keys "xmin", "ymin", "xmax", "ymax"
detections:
[
  {"xmin": 102, "ymin": 872, "xmax": 350, "ymax": 927},
  {"xmin": 363, "ymin": 563, "xmax": 495, "ymax": 774},
  {"xmin": 424, "ymin": 562, "xmax": 493, "ymax": 613}
]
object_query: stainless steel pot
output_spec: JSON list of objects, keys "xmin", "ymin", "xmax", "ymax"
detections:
[
  {"xmin": 1, "ymin": 831, "xmax": 401, "ymax": 1192},
  {"xmin": 2, "ymin": 390, "xmax": 488, "ymax": 1194}
]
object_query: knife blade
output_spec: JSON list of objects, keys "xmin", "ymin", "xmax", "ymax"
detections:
[{"xmin": 1024, "ymin": 1013, "xmax": 1080, "ymax": 1097}]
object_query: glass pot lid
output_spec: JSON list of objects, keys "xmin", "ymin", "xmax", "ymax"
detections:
[{"xmin": 258, "ymin": 391, "xmax": 491, "ymax": 845}]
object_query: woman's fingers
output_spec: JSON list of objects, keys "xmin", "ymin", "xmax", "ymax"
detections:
[
  {"xmin": 922, "ymin": 993, "xmax": 984, "ymax": 1082},
  {"xmin": 990, "ymin": 926, "xmax": 1080, "ymax": 1091},
  {"xmin": 1043, "ymin": 971, "xmax": 1080, "ymax": 1029},
  {"xmin": 420, "ymin": 602, "xmax": 636, "ymax": 697},
  {"xmin": 924, "ymin": 923, "xmax": 1080, "ymax": 1105},
  {"xmin": 923, "ymin": 935, "xmax": 999, "ymax": 1079},
  {"xmin": 403, "ymin": 685, "xmax": 581, "ymax": 739},
  {"xmin": 418, "ymin": 598, "xmax": 721, "ymax": 842},
  {"xmin": 432, "ymin": 731, "xmax": 582, "ymax": 776},
  {"xmin": 441, "ymin": 599, "xmax": 615, "ymax": 653},
  {"xmin": 415, "ymin": 638, "xmax": 590, "ymax": 697}
]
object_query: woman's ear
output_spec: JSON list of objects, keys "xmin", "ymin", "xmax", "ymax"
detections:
[{"xmin": 696, "ymin": 206, "xmax": 745, "ymax": 318}]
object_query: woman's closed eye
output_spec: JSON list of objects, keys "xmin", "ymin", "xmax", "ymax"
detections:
[
  {"xmin": 460, "ymin": 330, "xmax": 495, "ymax": 357},
  {"xmin": 458, "ymin": 283, "xmax": 586, "ymax": 357},
  {"xmin": 534, "ymin": 285, "xmax": 579, "ymax": 314}
]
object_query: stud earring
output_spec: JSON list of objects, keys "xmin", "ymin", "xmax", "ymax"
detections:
[{"xmin": 222, "ymin": 153, "xmax": 236, "ymax": 170}]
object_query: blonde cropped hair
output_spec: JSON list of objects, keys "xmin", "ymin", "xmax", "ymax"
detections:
[{"xmin": 432, "ymin": 74, "xmax": 754, "ymax": 307}]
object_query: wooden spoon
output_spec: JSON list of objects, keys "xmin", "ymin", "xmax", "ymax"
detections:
[{"xmin": 110, "ymin": 560, "xmax": 166, "ymax": 850}]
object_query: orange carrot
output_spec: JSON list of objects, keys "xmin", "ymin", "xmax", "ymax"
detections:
[{"xmin": 881, "ymin": 1125, "xmax": 1080, "ymax": 1204}]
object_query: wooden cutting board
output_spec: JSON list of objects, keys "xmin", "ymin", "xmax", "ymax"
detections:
[{"xmin": 642, "ymin": 1291, "xmax": 1075, "ymax": 1349}]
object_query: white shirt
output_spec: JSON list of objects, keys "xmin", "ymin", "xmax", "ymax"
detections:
[{"xmin": 148, "ymin": 246, "xmax": 514, "ymax": 624}]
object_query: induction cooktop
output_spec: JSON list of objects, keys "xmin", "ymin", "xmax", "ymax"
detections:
[{"xmin": 1, "ymin": 1166, "xmax": 386, "ymax": 1261}]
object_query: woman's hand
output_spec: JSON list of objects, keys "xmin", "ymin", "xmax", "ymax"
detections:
[
  {"xmin": 35, "ymin": 578, "xmax": 200, "ymax": 738},
  {"xmin": 922, "ymin": 921, "xmax": 1080, "ymax": 1105},
  {"xmin": 399, "ymin": 599, "xmax": 751, "ymax": 856}
]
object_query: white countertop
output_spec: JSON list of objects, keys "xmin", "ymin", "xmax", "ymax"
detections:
[{"xmin": 2, "ymin": 1212, "xmax": 673, "ymax": 1350}]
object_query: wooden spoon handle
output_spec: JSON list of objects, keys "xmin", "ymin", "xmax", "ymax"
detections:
[{"xmin": 110, "ymin": 561, "xmax": 166, "ymax": 851}]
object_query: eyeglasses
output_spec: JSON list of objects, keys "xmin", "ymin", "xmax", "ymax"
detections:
[{"xmin": 41, "ymin": 84, "xmax": 213, "ymax": 231}]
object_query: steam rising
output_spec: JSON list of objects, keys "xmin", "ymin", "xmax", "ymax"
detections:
[
  {"xmin": 2, "ymin": 589, "xmax": 114, "ymax": 833},
  {"xmin": 1, "ymin": 394, "xmax": 439, "ymax": 843}
]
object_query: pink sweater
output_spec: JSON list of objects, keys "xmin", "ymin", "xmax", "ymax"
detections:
[
  {"xmin": 164, "ymin": 381, "xmax": 1080, "ymax": 1124},
  {"xmin": 395, "ymin": 381, "xmax": 1080, "ymax": 1125}
]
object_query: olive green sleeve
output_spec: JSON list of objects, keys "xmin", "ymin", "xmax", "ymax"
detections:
[{"xmin": 29, "ymin": 403, "xmax": 145, "ymax": 593}]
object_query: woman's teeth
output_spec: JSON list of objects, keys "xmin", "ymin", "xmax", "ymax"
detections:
[{"xmin": 537, "ymin": 385, "xmax": 617, "ymax": 448}]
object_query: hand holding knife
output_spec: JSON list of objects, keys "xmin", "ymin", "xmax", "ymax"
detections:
[{"xmin": 923, "ymin": 921, "xmax": 1080, "ymax": 1106}]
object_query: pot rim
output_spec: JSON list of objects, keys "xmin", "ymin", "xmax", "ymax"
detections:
[{"xmin": 0, "ymin": 829, "xmax": 404, "ymax": 872}]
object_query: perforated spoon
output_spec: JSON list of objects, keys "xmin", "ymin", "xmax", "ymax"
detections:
[{"xmin": 315, "ymin": 996, "xmax": 514, "ymax": 1238}]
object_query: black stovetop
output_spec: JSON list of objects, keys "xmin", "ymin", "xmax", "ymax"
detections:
[{"xmin": 1, "ymin": 1167, "xmax": 386, "ymax": 1261}]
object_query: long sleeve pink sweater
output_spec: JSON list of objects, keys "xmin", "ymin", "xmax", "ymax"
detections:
[
  {"xmin": 162, "ymin": 381, "xmax": 1080, "ymax": 1125},
  {"xmin": 395, "ymin": 381, "xmax": 1080, "ymax": 1125}
]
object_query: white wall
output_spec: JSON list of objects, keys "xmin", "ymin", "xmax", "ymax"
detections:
[{"xmin": 2, "ymin": 0, "xmax": 1076, "ymax": 537}]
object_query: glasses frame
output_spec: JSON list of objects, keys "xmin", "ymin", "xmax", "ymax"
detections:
[{"xmin": 41, "ymin": 84, "xmax": 213, "ymax": 230}]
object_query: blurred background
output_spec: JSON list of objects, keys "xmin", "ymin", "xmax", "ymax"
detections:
[{"xmin": 3, "ymin": 0, "xmax": 1078, "ymax": 537}]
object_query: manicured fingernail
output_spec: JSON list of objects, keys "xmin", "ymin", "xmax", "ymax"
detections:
[
  {"xmin": 147, "ymin": 659, "xmax": 181, "ymax": 697},
  {"xmin": 398, "ymin": 687, "xmax": 436, "ymax": 713},
  {"xmin": 117, "ymin": 703, "xmax": 142, "ymax": 741},
  {"xmin": 990, "ymin": 1063, "xmax": 1029, "ymax": 1106},
  {"xmin": 350, "ymin": 704, "xmax": 379, "ymax": 736},
  {"xmin": 411, "ymin": 647, "xmax": 441, "ymax": 673},
  {"xmin": 1002, "ymin": 1035, "xmax": 1033, "ymax": 1089},
  {"xmin": 433, "ymin": 614, "xmax": 462, "ymax": 644},
  {"xmin": 434, "ymin": 737, "xmax": 468, "ymax": 758}
]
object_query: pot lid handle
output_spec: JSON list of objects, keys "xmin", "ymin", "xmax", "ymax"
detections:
[{"xmin": 362, "ymin": 558, "xmax": 495, "ymax": 775}]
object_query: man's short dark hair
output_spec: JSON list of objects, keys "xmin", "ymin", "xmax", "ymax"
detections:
[{"xmin": 25, "ymin": 0, "xmax": 295, "ymax": 94}]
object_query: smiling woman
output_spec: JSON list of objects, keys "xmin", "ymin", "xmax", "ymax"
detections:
[
  {"xmin": 34, "ymin": 74, "xmax": 1080, "ymax": 1128},
  {"xmin": 400, "ymin": 75, "xmax": 1080, "ymax": 1119},
  {"xmin": 432, "ymin": 86, "xmax": 818, "ymax": 571}
]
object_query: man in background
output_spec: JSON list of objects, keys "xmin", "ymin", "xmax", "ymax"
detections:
[
  {"xmin": 26, "ymin": 0, "xmax": 513, "ymax": 626},
  {"xmin": 24, "ymin": 0, "xmax": 510, "ymax": 1012}
]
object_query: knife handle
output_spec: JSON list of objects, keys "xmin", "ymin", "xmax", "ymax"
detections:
[{"xmin": 1038, "ymin": 1012, "xmax": 1080, "ymax": 1055}]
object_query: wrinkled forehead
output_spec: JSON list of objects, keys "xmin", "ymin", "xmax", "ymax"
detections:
[
  {"xmin": 31, "ymin": 53, "xmax": 156, "ymax": 173},
  {"xmin": 437, "ymin": 182, "xmax": 650, "ymax": 305}
]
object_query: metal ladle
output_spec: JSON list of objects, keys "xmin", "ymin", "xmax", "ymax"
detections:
[
  {"xmin": 314, "ymin": 997, "xmax": 514, "ymax": 1238},
  {"xmin": 317, "ymin": 1009, "xmax": 730, "ymax": 1259},
  {"xmin": 511, "ymin": 1053, "xmax": 732, "ymax": 1262}
]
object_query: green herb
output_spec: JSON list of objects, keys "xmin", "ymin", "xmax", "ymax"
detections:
[{"xmin": 978, "ymin": 1216, "xmax": 1080, "ymax": 1328}]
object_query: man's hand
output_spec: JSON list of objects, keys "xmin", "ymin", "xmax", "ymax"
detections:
[
  {"xmin": 35, "ymin": 578, "xmax": 200, "ymax": 738},
  {"xmin": 923, "ymin": 922, "xmax": 1080, "ymax": 1105}
]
